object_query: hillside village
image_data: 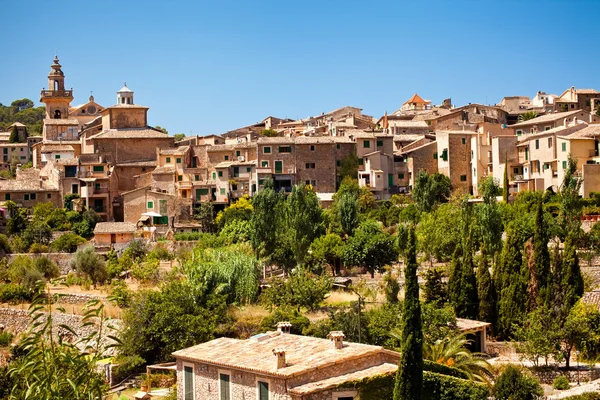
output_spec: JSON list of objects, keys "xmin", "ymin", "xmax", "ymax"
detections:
[{"xmin": 1, "ymin": 58, "xmax": 600, "ymax": 400}]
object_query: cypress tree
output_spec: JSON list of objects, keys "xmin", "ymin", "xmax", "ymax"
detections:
[
  {"xmin": 454, "ymin": 235, "xmax": 479, "ymax": 319},
  {"xmin": 503, "ymin": 152, "xmax": 509, "ymax": 203},
  {"xmin": 477, "ymin": 246, "xmax": 496, "ymax": 327},
  {"xmin": 9, "ymin": 125, "xmax": 18, "ymax": 143},
  {"xmin": 555, "ymin": 233, "xmax": 584, "ymax": 322},
  {"xmin": 497, "ymin": 224, "xmax": 527, "ymax": 339},
  {"xmin": 448, "ymin": 245, "xmax": 462, "ymax": 306},
  {"xmin": 532, "ymin": 198, "xmax": 551, "ymax": 308},
  {"xmin": 394, "ymin": 227, "xmax": 423, "ymax": 400}
]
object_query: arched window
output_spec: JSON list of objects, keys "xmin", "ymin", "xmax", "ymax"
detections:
[
  {"xmin": 121, "ymin": 97, "xmax": 125, "ymax": 104},
  {"xmin": 54, "ymin": 81, "xmax": 58, "ymax": 91},
  {"xmin": 54, "ymin": 109, "xmax": 61, "ymax": 119}
]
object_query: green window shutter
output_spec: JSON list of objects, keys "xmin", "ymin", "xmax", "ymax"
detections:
[
  {"xmin": 224, "ymin": 155, "xmax": 229, "ymax": 160},
  {"xmin": 184, "ymin": 366, "xmax": 193, "ymax": 400},
  {"xmin": 55, "ymin": 155, "xmax": 60, "ymax": 159},
  {"xmin": 247, "ymin": 167, "xmax": 251, "ymax": 172},
  {"xmin": 147, "ymin": 201, "xmax": 154, "ymax": 209},
  {"xmin": 176, "ymin": 157, "xmax": 182, "ymax": 163},
  {"xmin": 233, "ymin": 166, "xmax": 239, "ymax": 177},
  {"xmin": 525, "ymin": 148, "xmax": 529, "ymax": 161},
  {"xmin": 93, "ymin": 165, "xmax": 104, "ymax": 172},
  {"xmin": 563, "ymin": 161, "xmax": 567, "ymax": 169},
  {"xmin": 212, "ymin": 172, "xmax": 216, "ymax": 180},
  {"xmin": 4, "ymin": 194, "xmax": 9, "ymax": 200},
  {"xmin": 194, "ymin": 175, "xmax": 199, "ymax": 181},
  {"xmin": 336, "ymin": 160, "xmax": 341, "ymax": 166},
  {"xmin": 562, "ymin": 142, "xmax": 567, "ymax": 152},
  {"xmin": 358, "ymin": 158, "xmax": 364, "ymax": 166},
  {"xmin": 388, "ymin": 174, "xmax": 393, "ymax": 187},
  {"xmin": 462, "ymin": 137, "xmax": 466, "ymax": 145},
  {"xmin": 258, "ymin": 381, "xmax": 269, "ymax": 400},
  {"xmin": 220, "ymin": 188, "xmax": 226, "ymax": 195},
  {"xmin": 433, "ymin": 152, "xmax": 438, "ymax": 159},
  {"xmin": 336, "ymin": 143, "xmax": 340, "ymax": 149},
  {"xmin": 178, "ymin": 175, "xmax": 183, "ymax": 181},
  {"xmin": 535, "ymin": 140, "xmax": 539, "ymax": 149},
  {"xmin": 517, "ymin": 130, "xmax": 522, "ymax": 136},
  {"xmin": 275, "ymin": 160, "xmax": 283, "ymax": 174},
  {"xmin": 460, "ymin": 175, "xmax": 467, "ymax": 182},
  {"xmin": 377, "ymin": 140, "xmax": 383, "ymax": 147},
  {"xmin": 166, "ymin": 157, "xmax": 171, "ymax": 163},
  {"xmin": 236, "ymin": 151, "xmax": 240, "ymax": 157},
  {"xmin": 261, "ymin": 161, "xmax": 268, "ymax": 168},
  {"xmin": 363, "ymin": 140, "xmax": 370, "ymax": 148},
  {"xmin": 259, "ymin": 179, "xmax": 264, "ymax": 185},
  {"xmin": 264, "ymin": 146, "xmax": 271, "ymax": 154},
  {"xmin": 24, "ymin": 194, "xmax": 29, "ymax": 201},
  {"xmin": 399, "ymin": 173, "xmax": 404, "ymax": 179},
  {"xmin": 218, "ymin": 171, "xmax": 223, "ymax": 177},
  {"xmin": 220, "ymin": 374, "xmax": 230, "ymax": 400}
]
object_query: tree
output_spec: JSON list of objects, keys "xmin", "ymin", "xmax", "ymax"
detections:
[
  {"xmin": 394, "ymin": 227, "xmax": 423, "ymax": 400},
  {"xmin": 476, "ymin": 250, "xmax": 495, "ymax": 326},
  {"xmin": 493, "ymin": 365, "xmax": 543, "ymax": 400},
  {"xmin": 70, "ymin": 246, "xmax": 107, "ymax": 287},
  {"xmin": 8, "ymin": 292, "xmax": 110, "ymax": 399},
  {"xmin": 310, "ymin": 233, "xmax": 344, "ymax": 275},
  {"xmin": 119, "ymin": 279, "xmax": 228, "ymax": 365},
  {"xmin": 283, "ymin": 184, "xmax": 323, "ymax": 266},
  {"xmin": 518, "ymin": 111, "xmax": 538, "ymax": 122},
  {"xmin": 10, "ymin": 98, "xmax": 34, "ymax": 112},
  {"xmin": 451, "ymin": 203, "xmax": 479, "ymax": 319},
  {"xmin": 416, "ymin": 202, "xmax": 462, "ymax": 262},
  {"xmin": 22, "ymin": 220, "xmax": 52, "ymax": 248},
  {"xmin": 337, "ymin": 192, "xmax": 359, "ymax": 236},
  {"xmin": 173, "ymin": 133, "xmax": 186, "ymax": 141},
  {"xmin": 250, "ymin": 179, "xmax": 282, "ymax": 259},
  {"xmin": 6, "ymin": 202, "xmax": 27, "ymax": 235},
  {"xmin": 193, "ymin": 202, "xmax": 217, "ymax": 233},
  {"xmin": 515, "ymin": 306, "xmax": 558, "ymax": 367},
  {"xmin": 558, "ymin": 154, "xmax": 582, "ymax": 238},
  {"xmin": 8, "ymin": 125, "xmax": 18, "ymax": 143},
  {"xmin": 154, "ymin": 125, "xmax": 168, "ymax": 134},
  {"xmin": 412, "ymin": 171, "xmax": 452, "ymax": 213},
  {"xmin": 343, "ymin": 220, "xmax": 398, "ymax": 278},
  {"xmin": 260, "ymin": 129, "xmax": 278, "ymax": 137},
  {"xmin": 531, "ymin": 198, "xmax": 551, "ymax": 308},
  {"xmin": 503, "ymin": 152, "xmax": 510, "ymax": 203},
  {"xmin": 423, "ymin": 267, "xmax": 448, "ymax": 305},
  {"xmin": 476, "ymin": 177, "xmax": 504, "ymax": 256},
  {"xmin": 50, "ymin": 232, "xmax": 86, "ymax": 253},
  {"xmin": 338, "ymin": 153, "xmax": 359, "ymax": 180},
  {"xmin": 554, "ymin": 233, "xmax": 584, "ymax": 323}
]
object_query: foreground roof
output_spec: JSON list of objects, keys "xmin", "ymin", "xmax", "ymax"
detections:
[
  {"xmin": 89, "ymin": 128, "xmax": 170, "ymax": 140},
  {"xmin": 94, "ymin": 222, "xmax": 137, "ymax": 234},
  {"xmin": 173, "ymin": 331, "xmax": 397, "ymax": 378},
  {"xmin": 509, "ymin": 110, "xmax": 584, "ymax": 127}
]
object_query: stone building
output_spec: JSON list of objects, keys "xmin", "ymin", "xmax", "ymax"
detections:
[
  {"xmin": 554, "ymin": 87, "xmax": 600, "ymax": 113},
  {"xmin": 172, "ymin": 327, "xmax": 399, "ymax": 400},
  {"xmin": 0, "ymin": 168, "xmax": 61, "ymax": 208}
]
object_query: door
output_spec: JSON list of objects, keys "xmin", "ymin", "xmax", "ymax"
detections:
[
  {"xmin": 72, "ymin": 184, "xmax": 79, "ymax": 194},
  {"xmin": 388, "ymin": 174, "xmax": 394, "ymax": 188},
  {"xmin": 184, "ymin": 366, "xmax": 194, "ymax": 400},
  {"xmin": 274, "ymin": 160, "xmax": 282, "ymax": 174},
  {"xmin": 258, "ymin": 381, "xmax": 269, "ymax": 400}
]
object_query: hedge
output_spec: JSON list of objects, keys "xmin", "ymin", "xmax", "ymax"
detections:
[
  {"xmin": 336, "ymin": 370, "xmax": 489, "ymax": 400},
  {"xmin": 561, "ymin": 394, "xmax": 600, "ymax": 400},
  {"xmin": 423, "ymin": 372, "xmax": 489, "ymax": 400},
  {"xmin": 424, "ymin": 359, "xmax": 469, "ymax": 379}
]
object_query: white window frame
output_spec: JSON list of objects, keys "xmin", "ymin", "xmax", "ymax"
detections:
[
  {"xmin": 332, "ymin": 390, "xmax": 358, "ymax": 400},
  {"xmin": 218, "ymin": 369, "xmax": 231, "ymax": 400},
  {"xmin": 182, "ymin": 362, "xmax": 195, "ymax": 400},
  {"xmin": 256, "ymin": 377, "xmax": 271, "ymax": 400}
]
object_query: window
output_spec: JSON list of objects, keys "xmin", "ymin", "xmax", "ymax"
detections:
[
  {"xmin": 398, "ymin": 173, "xmax": 404, "ymax": 179},
  {"xmin": 47, "ymin": 193, "xmax": 51, "ymax": 199},
  {"xmin": 236, "ymin": 150, "xmax": 241, "ymax": 157},
  {"xmin": 176, "ymin": 157, "xmax": 182, "ymax": 163},
  {"xmin": 461, "ymin": 137, "xmax": 466, "ymax": 145},
  {"xmin": 336, "ymin": 160, "xmax": 341, "ymax": 166},
  {"xmin": 433, "ymin": 152, "xmax": 438, "ymax": 159},
  {"xmin": 261, "ymin": 161, "xmax": 269, "ymax": 168},
  {"xmin": 336, "ymin": 144, "xmax": 340, "ymax": 149},
  {"xmin": 562, "ymin": 142, "xmax": 567, "ymax": 152},
  {"xmin": 178, "ymin": 175, "xmax": 183, "ymax": 181},
  {"xmin": 513, "ymin": 167, "xmax": 519, "ymax": 174},
  {"xmin": 93, "ymin": 165, "xmax": 104, "ymax": 172},
  {"xmin": 231, "ymin": 184, "xmax": 238, "ymax": 191},
  {"xmin": 212, "ymin": 172, "xmax": 216, "ymax": 180},
  {"xmin": 4, "ymin": 194, "xmax": 9, "ymax": 201},
  {"xmin": 545, "ymin": 126, "xmax": 551, "ymax": 131},
  {"xmin": 2, "ymin": 149, "xmax": 6, "ymax": 155},
  {"xmin": 147, "ymin": 201, "xmax": 154, "ymax": 209},
  {"xmin": 194, "ymin": 175, "xmax": 199, "ymax": 181},
  {"xmin": 258, "ymin": 380, "xmax": 269, "ymax": 400},
  {"xmin": 192, "ymin": 158, "xmax": 197, "ymax": 168},
  {"xmin": 535, "ymin": 139, "xmax": 539, "ymax": 150},
  {"xmin": 258, "ymin": 179, "xmax": 265, "ymax": 185},
  {"xmin": 305, "ymin": 163, "xmax": 315, "ymax": 169},
  {"xmin": 358, "ymin": 158, "xmax": 364, "ymax": 166},
  {"xmin": 332, "ymin": 392, "xmax": 358, "ymax": 400},
  {"xmin": 183, "ymin": 364, "xmax": 194, "ymax": 400},
  {"xmin": 310, "ymin": 145, "xmax": 315, "ymax": 151},
  {"xmin": 218, "ymin": 171, "xmax": 223, "ymax": 177},
  {"xmin": 219, "ymin": 372, "xmax": 231, "ymax": 400},
  {"xmin": 196, "ymin": 188, "xmax": 208, "ymax": 200},
  {"xmin": 525, "ymin": 148, "xmax": 529, "ymax": 161},
  {"xmin": 563, "ymin": 161, "xmax": 568, "ymax": 169},
  {"xmin": 263, "ymin": 146, "xmax": 271, "ymax": 154},
  {"xmin": 24, "ymin": 194, "xmax": 29, "ymax": 201},
  {"xmin": 220, "ymin": 188, "xmax": 226, "ymax": 195},
  {"xmin": 460, "ymin": 175, "xmax": 467, "ymax": 182},
  {"xmin": 275, "ymin": 160, "xmax": 283, "ymax": 174},
  {"xmin": 224, "ymin": 155, "xmax": 229, "ymax": 161},
  {"xmin": 166, "ymin": 157, "xmax": 171, "ymax": 163},
  {"xmin": 376, "ymin": 140, "xmax": 383, "ymax": 147},
  {"xmin": 55, "ymin": 155, "xmax": 60, "ymax": 159},
  {"xmin": 247, "ymin": 167, "xmax": 251, "ymax": 172},
  {"xmin": 441, "ymin": 149, "xmax": 448, "ymax": 161},
  {"xmin": 516, "ymin": 130, "xmax": 523, "ymax": 136},
  {"xmin": 363, "ymin": 140, "xmax": 370, "ymax": 149},
  {"xmin": 548, "ymin": 138, "xmax": 553, "ymax": 148},
  {"xmin": 279, "ymin": 146, "xmax": 292, "ymax": 153}
]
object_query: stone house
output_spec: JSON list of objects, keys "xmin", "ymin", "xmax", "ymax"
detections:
[
  {"xmin": 93, "ymin": 222, "xmax": 136, "ymax": 246},
  {"xmin": 554, "ymin": 87, "xmax": 600, "ymax": 113},
  {"xmin": 256, "ymin": 137, "xmax": 297, "ymax": 192},
  {"xmin": 509, "ymin": 109, "xmax": 597, "ymax": 137},
  {"xmin": 435, "ymin": 131, "xmax": 474, "ymax": 193},
  {"xmin": 400, "ymin": 140, "xmax": 438, "ymax": 190},
  {"xmin": 122, "ymin": 186, "xmax": 190, "ymax": 226},
  {"xmin": 172, "ymin": 327, "xmax": 399, "ymax": 400},
  {"xmin": 0, "ymin": 168, "xmax": 61, "ymax": 208},
  {"xmin": 556, "ymin": 124, "xmax": 600, "ymax": 197},
  {"xmin": 490, "ymin": 135, "xmax": 520, "ymax": 197}
]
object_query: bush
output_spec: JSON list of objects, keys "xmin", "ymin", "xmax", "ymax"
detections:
[
  {"xmin": 494, "ymin": 365, "xmax": 543, "ymax": 400},
  {"xmin": 562, "ymin": 394, "xmax": 600, "ymax": 400},
  {"xmin": 423, "ymin": 360, "xmax": 469, "ymax": 379},
  {"xmin": 0, "ymin": 283, "xmax": 30, "ymax": 303},
  {"xmin": 28, "ymin": 243, "xmax": 49, "ymax": 253},
  {"xmin": 0, "ymin": 234, "xmax": 11, "ymax": 254},
  {"xmin": 260, "ymin": 307, "xmax": 310, "ymax": 334},
  {"xmin": 33, "ymin": 256, "xmax": 59, "ymax": 279},
  {"xmin": 50, "ymin": 233, "xmax": 86, "ymax": 253},
  {"xmin": 131, "ymin": 260, "xmax": 160, "ymax": 284},
  {"xmin": 147, "ymin": 245, "xmax": 173, "ymax": 261},
  {"xmin": 0, "ymin": 331, "xmax": 13, "ymax": 346},
  {"xmin": 109, "ymin": 280, "xmax": 132, "ymax": 308},
  {"xmin": 553, "ymin": 375, "xmax": 570, "ymax": 390},
  {"xmin": 422, "ymin": 371, "xmax": 489, "ymax": 400},
  {"xmin": 112, "ymin": 355, "xmax": 145, "ymax": 384},
  {"xmin": 139, "ymin": 372, "xmax": 176, "ymax": 389}
]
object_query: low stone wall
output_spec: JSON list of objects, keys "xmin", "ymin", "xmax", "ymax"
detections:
[
  {"xmin": 6, "ymin": 253, "xmax": 75, "ymax": 275},
  {"xmin": 0, "ymin": 307, "xmax": 121, "ymax": 356},
  {"xmin": 486, "ymin": 341, "xmax": 516, "ymax": 358},
  {"xmin": 50, "ymin": 293, "xmax": 107, "ymax": 305},
  {"xmin": 533, "ymin": 368, "xmax": 600, "ymax": 385}
]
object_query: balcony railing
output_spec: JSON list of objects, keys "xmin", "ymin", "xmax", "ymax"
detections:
[
  {"xmin": 40, "ymin": 89, "xmax": 73, "ymax": 97},
  {"xmin": 92, "ymin": 187, "xmax": 109, "ymax": 194}
]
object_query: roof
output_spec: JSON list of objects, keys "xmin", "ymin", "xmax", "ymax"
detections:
[
  {"xmin": 152, "ymin": 165, "xmax": 176, "ymax": 174},
  {"xmin": 160, "ymin": 146, "xmax": 189, "ymax": 155},
  {"xmin": 455, "ymin": 318, "xmax": 491, "ymax": 332},
  {"xmin": 118, "ymin": 84, "xmax": 133, "ymax": 93},
  {"xmin": 0, "ymin": 169, "xmax": 58, "ymax": 192},
  {"xmin": 257, "ymin": 137, "xmax": 295, "ymax": 144},
  {"xmin": 116, "ymin": 160, "xmax": 157, "ymax": 167},
  {"xmin": 41, "ymin": 144, "xmax": 75, "ymax": 152},
  {"xmin": 560, "ymin": 124, "xmax": 600, "ymax": 139},
  {"xmin": 403, "ymin": 93, "xmax": 428, "ymax": 105},
  {"xmin": 389, "ymin": 120, "xmax": 429, "ymax": 128},
  {"xmin": 8, "ymin": 122, "xmax": 25, "ymax": 127},
  {"xmin": 294, "ymin": 136, "xmax": 353, "ymax": 144},
  {"xmin": 509, "ymin": 110, "xmax": 584, "ymax": 127},
  {"xmin": 43, "ymin": 118, "xmax": 79, "ymax": 125},
  {"xmin": 103, "ymin": 104, "xmax": 149, "ymax": 110},
  {"xmin": 93, "ymin": 222, "xmax": 137, "ymax": 234},
  {"xmin": 88, "ymin": 128, "xmax": 170, "ymax": 140},
  {"xmin": 172, "ymin": 331, "xmax": 396, "ymax": 378},
  {"xmin": 393, "ymin": 134, "xmax": 427, "ymax": 143},
  {"xmin": 288, "ymin": 363, "xmax": 397, "ymax": 395}
]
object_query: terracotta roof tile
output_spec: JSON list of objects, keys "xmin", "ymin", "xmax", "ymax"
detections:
[
  {"xmin": 93, "ymin": 222, "xmax": 137, "ymax": 234},
  {"xmin": 89, "ymin": 128, "xmax": 170, "ymax": 140}
]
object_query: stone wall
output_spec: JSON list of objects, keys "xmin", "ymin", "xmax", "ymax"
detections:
[
  {"xmin": 533, "ymin": 368, "xmax": 600, "ymax": 385},
  {"xmin": 0, "ymin": 307, "xmax": 120, "ymax": 356},
  {"xmin": 7, "ymin": 253, "xmax": 75, "ymax": 275}
]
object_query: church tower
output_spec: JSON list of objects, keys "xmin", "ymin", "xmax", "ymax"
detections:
[
  {"xmin": 40, "ymin": 56, "xmax": 74, "ymax": 120},
  {"xmin": 117, "ymin": 83, "xmax": 134, "ymax": 105}
]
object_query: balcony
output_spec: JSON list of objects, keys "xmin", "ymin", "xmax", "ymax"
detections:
[{"xmin": 40, "ymin": 89, "xmax": 73, "ymax": 98}]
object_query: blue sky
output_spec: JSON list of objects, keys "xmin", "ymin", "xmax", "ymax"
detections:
[{"xmin": 2, "ymin": 0, "xmax": 599, "ymax": 135}]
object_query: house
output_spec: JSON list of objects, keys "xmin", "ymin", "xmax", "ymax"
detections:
[
  {"xmin": 554, "ymin": 87, "xmax": 600, "ymax": 113},
  {"xmin": 93, "ymin": 222, "xmax": 137, "ymax": 246},
  {"xmin": 399, "ymin": 93, "xmax": 431, "ymax": 112},
  {"xmin": 556, "ymin": 124, "xmax": 600, "ymax": 197},
  {"xmin": 0, "ymin": 167, "xmax": 61, "ymax": 208},
  {"xmin": 509, "ymin": 109, "xmax": 597, "ymax": 137},
  {"xmin": 172, "ymin": 326, "xmax": 399, "ymax": 400}
]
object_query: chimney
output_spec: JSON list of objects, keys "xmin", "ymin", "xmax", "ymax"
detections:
[
  {"xmin": 276, "ymin": 321, "xmax": 292, "ymax": 334},
  {"xmin": 327, "ymin": 331, "xmax": 345, "ymax": 350},
  {"xmin": 272, "ymin": 348, "xmax": 286, "ymax": 369}
]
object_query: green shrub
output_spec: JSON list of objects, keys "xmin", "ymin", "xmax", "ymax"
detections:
[
  {"xmin": 423, "ymin": 360, "xmax": 469, "ymax": 379},
  {"xmin": 494, "ymin": 365, "xmax": 543, "ymax": 400},
  {"xmin": 33, "ymin": 256, "xmax": 60, "ymax": 279},
  {"xmin": 0, "ymin": 283, "xmax": 30, "ymax": 303},
  {"xmin": 147, "ymin": 244, "xmax": 173, "ymax": 261},
  {"xmin": 50, "ymin": 233, "xmax": 86, "ymax": 253},
  {"xmin": 0, "ymin": 234, "xmax": 12, "ymax": 254},
  {"xmin": 28, "ymin": 243, "xmax": 49, "ymax": 254},
  {"xmin": 422, "ymin": 371, "xmax": 489, "ymax": 400},
  {"xmin": 109, "ymin": 280, "xmax": 132, "ymax": 308},
  {"xmin": 562, "ymin": 393, "xmax": 600, "ymax": 400},
  {"xmin": 553, "ymin": 375, "xmax": 570, "ymax": 390},
  {"xmin": 112, "ymin": 355, "xmax": 145, "ymax": 384},
  {"xmin": 0, "ymin": 331, "xmax": 13, "ymax": 346}
]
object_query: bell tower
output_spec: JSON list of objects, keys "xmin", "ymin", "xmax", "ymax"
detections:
[
  {"xmin": 117, "ymin": 83, "xmax": 134, "ymax": 105},
  {"xmin": 40, "ymin": 56, "xmax": 73, "ymax": 120}
]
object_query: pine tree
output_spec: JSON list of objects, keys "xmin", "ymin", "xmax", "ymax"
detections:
[
  {"xmin": 497, "ymin": 224, "xmax": 527, "ymax": 339},
  {"xmin": 477, "ymin": 247, "xmax": 496, "ymax": 327},
  {"xmin": 394, "ymin": 227, "xmax": 423, "ymax": 400},
  {"xmin": 503, "ymin": 152, "xmax": 509, "ymax": 203},
  {"xmin": 532, "ymin": 198, "xmax": 551, "ymax": 308}
]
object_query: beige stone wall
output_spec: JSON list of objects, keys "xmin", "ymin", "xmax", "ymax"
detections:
[
  {"xmin": 123, "ymin": 188, "xmax": 147, "ymax": 223},
  {"xmin": 94, "ymin": 232, "xmax": 134, "ymax": 245},
  {"xmin": 102, "ymin": 108, "xmax": 147, "ymax": 129},
  {"xmin": 407, "ymin": 142, "xmax": 437, "ymax": 188},
  {"xmin": 437, "ymin": 133, "xmax": 471, "ymax": 193},
  {"xmin": 583, "ymin": 164, "xmax": 600, "ymax": 197},
  {"xmin": 0, "ymin": 190, "xmax": 61, "ymax": 208},
  {"xmin": 257, "ymin": 144, "xmax": 296, "ymax": 175},
  {"xmin": 94, "ymin": 138, "xmax": 173, "ymax": 165},
  {"xmin": 296, "ymin": 143, "xmax": 337, "ymax": 193}
]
